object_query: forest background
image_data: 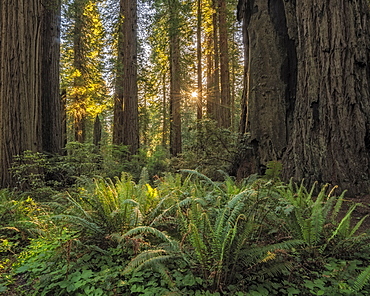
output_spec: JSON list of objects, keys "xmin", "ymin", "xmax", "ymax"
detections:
[{"xmin": 1, "ymin": 0, "xmax": 370, "ymax": 295}]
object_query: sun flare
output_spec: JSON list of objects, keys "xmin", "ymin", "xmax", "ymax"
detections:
[{"xmin": 191, "ymin": 91, "xmax": 198, "ymax": 98}]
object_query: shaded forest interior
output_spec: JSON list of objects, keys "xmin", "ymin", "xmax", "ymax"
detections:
[{"xmin": 2, "ymin": 2, "xmax": 370, "ymax": 295}]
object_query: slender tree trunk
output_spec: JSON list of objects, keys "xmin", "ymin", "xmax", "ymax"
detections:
[
  {"xmin": 236, "ymin": 0, "xmax": 370, "ymax": 196},
  {"xmin": 169, "ymin": 0, "xmax": 182, "ymax": 156},
  {"xmin": 0, "ymin": 0, "xmax": 43, "ymax": 187},
  {"xmin": 218, "ymin": 0, "xmax": 231, "ymax": 128},
  {"xmin": 73, "ymin": 0, "xmax": 87, "ymax": 143},
  {"xmin": 196, "ymin": 0, "xmax": 203, "ymax": 122},
  {"xmin": 41, "ymin": 0, "xmax": 63, "ymax": 154},
  {"xmin": 212, "ymin": 0, "xmax": 221, "ymax": 126},
  {"xmin": 206, "ymin": 35, "xmax": 216, "ymax": 118},
  {"xmin": 162, "ymin": 73, "xmax": 168, "ymax": 148},
  {"xmin": 113, "ymin": 0, "xmax": 139, "ymax": 156},
  {"xmin": 93, "ymin": 114, "xmax": 102, "ymax": 150}
]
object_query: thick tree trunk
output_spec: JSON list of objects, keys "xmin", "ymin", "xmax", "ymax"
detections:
[
  {"xmin": 0, "ymin": 0, "xmax": 43, "ymax": 187},
  {"xmin": 113, "ymin": 0, "xmax": 139, "ymax": 156},
  {"xmin": 283, "ymin": 0, "xmax": 370, "ymax": 195},
  {"xmin": 235, "ymin": 0, "xmax": 295, "ymax": 176},
  {"xmin": 41, "ymin": 0, "xmax": 63, "ymax": 154},
  {"xmin": 236, "ymin": 0, "xmax": 370, "ymax": 196},
  {"xmin": 122, "ymin": 0, "xmax": 139, "ymax": 155}
]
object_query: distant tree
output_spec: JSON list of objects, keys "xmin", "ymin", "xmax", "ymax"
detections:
[
  {"xmin": 218, "ymin": 0, "xmax": 231, "ymax": 128},
  {"xmin": 235, "ymin": 0, "xmax": 370, "ymax": 196},
  {"xmin": 169, "ymin": 0, "xmax": 182, "ymax": 156},
  {"xmin": 61, "ymin": 0, "xmax": 108, "ymax": 143},
  {"xmin": 196, "ymin": 0, "xmax": 203, "ymax": 122}
]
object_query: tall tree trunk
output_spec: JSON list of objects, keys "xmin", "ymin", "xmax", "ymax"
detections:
[
  {"xmin": 73, "ymin": 0, "xmax": 87, "ymax": 143},
  {"xmin": 162, "ymin": 73, "xmax": 168, "ymax": 148},
  {"xmin": 218, "ymin": 0, "xmax": 231, "ymax": 128},
  {"xmin": 169, "ymin": 0, "xmax": 182, "ymax": 156},
  {"xmin": 122, "ymin": 0, "xmax": 139, "ymax": 155},
  {"xmin": 196, "ymin": 0, "xmax": 203, "ymax": 122},
  {"xmin": 206, "ymin": 35, "xmax": 216, "ymax": 118},
  {"xmin": 113, "ymin": 0, "xmax": 139, "ymax": 156},
  {"xmin": 41, "ymin": 0, "xmax": 63, "ymax": 154},
  {"xmin": 212, "ymin": 0, "xmax": 221, "ymax": 125},
  {"xmin": 236, "ymin": 0, "xmax": 370, "ymax": 196},
  {"xmin": 0, "ymin": 0, "xmax": 43, "ymax": 187}
]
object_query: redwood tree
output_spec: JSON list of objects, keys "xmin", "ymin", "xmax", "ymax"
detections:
[
  {"xmin": 113, "ymin": 0, "xmax": 139, "ymax": 155},
  {"xmin": 0, "ymin": 0, "xmax": 62, "ymax": 187},
  {"xmin": 169, "ymin": 0, "xmax": 182, "ymax": 156},
  {"xmin": 218, "ymin": 0, "xmax": 231, "ymax": 128},
  {"xmin": 42, "ymin": 0, "xmax": 63, "ymax": 154},
  {"xmin": 235, "ymin": 0, "xmax": 370, "ymax": 196}
]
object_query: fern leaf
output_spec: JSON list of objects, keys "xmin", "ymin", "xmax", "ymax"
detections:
[
  {"xmin": 326, "ymin": 204, "xmax": 357, "ymax": 245},
  {"xmin": 180, "ymin": 169, "xmax": 223, "ymax": 193},
  {"xmin": 122, "ymin": 226, "xmax": 179, "ymax": 250},
  {"xmin": 352, "ymin": 265, "xmax": 370, "ymax": 292},
  {"xmin": 330, "ymin": 191, "xmax": 346, "ymax": 222},
  {"xmin": 349, "ymin": 214, "xmax": 369, "ymax": 238},
  {"xmin": 123, "ymin": 249, "xmax": 168, "ymax": 274}
]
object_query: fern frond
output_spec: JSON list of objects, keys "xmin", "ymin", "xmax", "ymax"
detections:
[
  {"xmin": 52, "ymin": 214, "xmax": 104, "ymax": 234},
  {"xmin": 122, "ymin": 226, "xmax": 180, "ymax": 250},
  {"xmin": 123, "ymin": 249, "xmax": 168, "ymax": 274},
  {"xmin": 188, "ymin": 222, "xmax": 209, "ymax": 268},
  {"xmin": 326, "ymin": 204, "xmax": 357, "ymax": 245},
  {"xmin": 330, "ymin": 193, "xmax": 345, "ymax": 222},
  {"xmin": 352, "ymin": 265, "xmax": 370, "ymax": 292},
  {"xmin": 349, "ymin": 214, "xmax": 369, "ymax": 237},
  {"xmin": 180, "ymin": 169, "xmax": 223, "ymax": 193}
]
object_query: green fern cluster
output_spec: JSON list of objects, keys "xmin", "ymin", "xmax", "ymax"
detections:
[
  {"xmin": 276, "ymin": 180, "xmax": 369, "ymax": 255},
  {"xmin": 53, "ymin": 171, "xmax": 161, "ymax": 245},
  {"xmin": 121, "ymin": 170, "xmax": 301, "ymax": 292},
  {"xmin": 7, "ymin": 170, "xmax": 370, "ymax": 295}
]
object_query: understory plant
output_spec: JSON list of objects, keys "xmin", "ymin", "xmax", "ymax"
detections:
[
  {"xmin": 276, "ymin": 180, "xmax": 369, "ymax": 256},
  {"xmin": 3, "ymin": 170, "xmax": 370, "ymax": 295},
  {"xmin": 52, "ymin": 171, "xmax": 160, "ymax": 246},
  {"xmin": 121, "ymin": 171, "xmax": 302, "ymax": 293}
]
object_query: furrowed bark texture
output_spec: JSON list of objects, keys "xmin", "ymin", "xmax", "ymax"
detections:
[
  {"xmin": 41, "ymin": 0, "xmax": 62, "ymax": 154},
  {"xmin": 0, "ymin": 0, "xmax": 42, "ymax": 187},
  {"xmin": 122, "ymin": 0, "xmax": 139, "ymax": 155},
  {"xmin": 114, "ymin": 0, "xmax": 139, "ymax": 156},
  {"xmin": 283, "ymin": 0, "xmax": 370, "ymax": 195},
  {"xmin": 236, "ymin": 0, "xmax": 370, "ymax": 195}
]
